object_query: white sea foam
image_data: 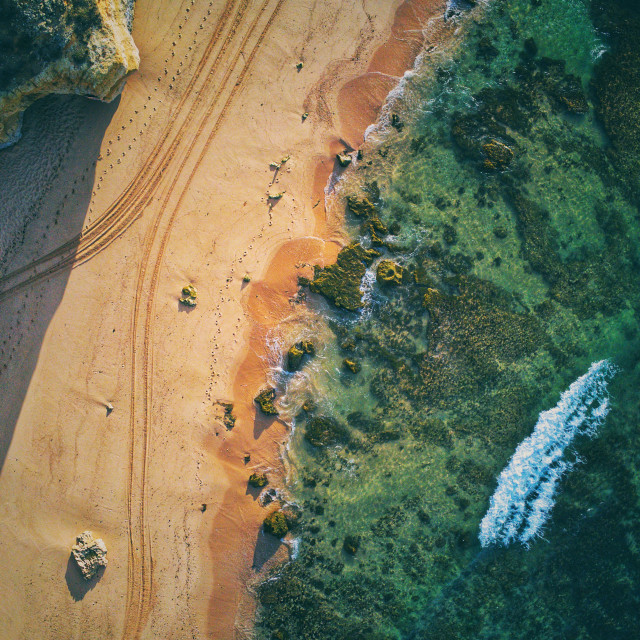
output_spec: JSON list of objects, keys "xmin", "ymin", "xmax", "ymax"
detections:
[
  {"xmin": 358, "ymin": 263, "xmax": 379, "ymax": 317},
  {"xmin": 479, "ymin": 359, "xmax": 617, "ymax": 548}
]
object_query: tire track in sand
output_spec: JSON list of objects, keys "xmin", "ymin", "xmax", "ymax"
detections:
[
  {"xmin": 121, "ymin": 1, "xmax": 285, "ymax": 637},
  {"xmin": 0, "ymin": 0, "xmax": 242, "ymax": 302}
]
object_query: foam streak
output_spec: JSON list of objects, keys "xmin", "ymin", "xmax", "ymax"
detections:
[{"xmin": 479, "ymin": 359, "xmax": 617, "ymax": 547}]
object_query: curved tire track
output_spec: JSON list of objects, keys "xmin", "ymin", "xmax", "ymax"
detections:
[{"xmin": 121, "ymin": 1, "xmax": 285, "ymax": 637}]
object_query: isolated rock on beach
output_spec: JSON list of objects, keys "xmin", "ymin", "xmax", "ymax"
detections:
[
  {"xmin": 0, "ymin": 0, "xmax": 139, "ymax": 148},
  {"xmin": 71, "ymin": 531, "xmax": 108, "ymax": 580}
]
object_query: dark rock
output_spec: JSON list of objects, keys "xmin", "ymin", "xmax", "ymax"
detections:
[
  {"xmin": 287, "ymin": 340, "xmax": 315, "ymax": 371},
  {"xmin": 310, "ymin": 243, "xmax": 380, "ymax": 311},
  {"xmin": 254, "ymin": 388, "xmax": 279, "ymax": 416},
  {"xmin": 249, "ymin": 473, "xmax": 269, "ymax": 488}
]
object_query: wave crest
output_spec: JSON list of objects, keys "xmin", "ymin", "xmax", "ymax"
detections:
[{"xmin": 479, "ymin": 359, "xmax": 618, "ymax": 547}]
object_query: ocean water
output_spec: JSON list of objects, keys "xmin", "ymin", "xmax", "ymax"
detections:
[{"xmin": 255, "ymin": 1, "xmax": 640, "ymax": 638}]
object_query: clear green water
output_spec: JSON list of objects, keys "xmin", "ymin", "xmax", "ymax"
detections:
[{"xmin": 256, "ymin": 1, "xmax": 640, "ymax": 638}]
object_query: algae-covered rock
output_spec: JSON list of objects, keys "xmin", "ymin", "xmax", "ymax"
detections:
[
  {"xmin": 255, "ymin": 387, "xmax": 279, "ymax": 416},
  {"xmin": 346, "ymin": 194, "xmax": 377, "ymax": 218},
  {"xmin": 220, "ymin": 402, "xmax": 236, "ymax": 429},
  {"xmin": 249, "ymin": 472, "xmax": 269, "ymax": 488},
  {"xmin": 305, "ymin": 416, "xmax": 349, "ymax": 448},
  {"xmin": 179, "ymin": 283, "xmax": 197, "ymax": 307},
  {"xmin": 264, "ymin": 510, "xmax": 288, "ymax": 537},
  {"xmin": 481, "ymin": 138, "xmax": 514, "ymax": 170},
  {"xmin": 336, "ymin": 151, "xmax": 352, "ymax": 167},
  {"xmin": 0, "ymin": 0, "xmax": 139, "ymax": 148},
  {"xmin": 71, "ymin": 530, "xmax": 107, "ymax": 580},
  {"xmin": 287, "ymin": 340, "xmax": 315, "ymax": 371},
  {"xmin": 343, "ymin": 358, "xmax": 361, "ymax": 374},
  {"xmin": 376, "ymin": 260, "xmax": 403, "ymax": 286},
  {"xmin": 310, "ymin": 242, "xmax": 381, "ymax": 311}
]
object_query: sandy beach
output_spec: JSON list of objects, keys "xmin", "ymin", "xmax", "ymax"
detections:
[{"xmin": 0, "ymin": 1, "xmax": 449, "ymax": 638}]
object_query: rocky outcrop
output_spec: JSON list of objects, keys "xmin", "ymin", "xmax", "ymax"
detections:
[
  {"xmin": 0, "ymin": 0, "xmax": 139, "ymax": 148},
  {"xmin": 71, "ymin": 531, "xmax": 108, "ymax": 580},
  {"xmin": 376, "ymin": 260, "xmax": 403, "ymax": 286}
]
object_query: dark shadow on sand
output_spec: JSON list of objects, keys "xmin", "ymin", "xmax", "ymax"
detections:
[
  {"xmin": 251, "ymin": 529, "xmax": 283, "ymax": 572},
  {"xmin": 0, "ymin": 93, "xmax": 119, "ymax": 472},
  {"xmin": 65, "ymin": 553, "xmax": 106, "ymax": 601},
  {"xmin": 253, "ymin": 412, "xmax": 278, "ymax": 439}
]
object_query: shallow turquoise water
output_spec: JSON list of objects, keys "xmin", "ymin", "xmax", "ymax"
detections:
[{"xmin": 256, "ymin": 1, "xmax": 640, "ymax": 638}]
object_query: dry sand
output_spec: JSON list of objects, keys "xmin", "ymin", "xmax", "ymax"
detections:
[{"xmin": 0, "ymin": 0, "xmax": 450, "ymax": 638}]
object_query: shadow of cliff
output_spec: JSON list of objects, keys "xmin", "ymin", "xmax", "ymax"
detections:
[{"xmin": 0, "ymin": 93, "xmax": 119, "ymax": 472}]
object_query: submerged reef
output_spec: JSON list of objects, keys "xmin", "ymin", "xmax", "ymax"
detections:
[
  {"xmin": 256, "ymin": 0, "xmax": 640, "ymax": 638},
  {"xmin": 0, "ymin": 0, "xmax": 138, "ymax": 147},
  {"xmin": 591, "ymin": 0, "xmax": 640, "ymax": 199}
]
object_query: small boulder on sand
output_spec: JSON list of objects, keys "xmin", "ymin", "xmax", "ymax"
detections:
[{"xmin": 71, "ymin": 531, "xmax": 108, "ymax": 580}]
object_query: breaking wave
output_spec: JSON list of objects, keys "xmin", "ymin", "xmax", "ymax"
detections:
[{"xmin": 479, "ymin": 359, "xmax": 618, "ymax": 547}]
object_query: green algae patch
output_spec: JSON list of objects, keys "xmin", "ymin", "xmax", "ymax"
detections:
[
  {"xmin": 481, "ymin": 138, "xmax": 514, "ymax": 171},
  {"xmin": 346, "ymin": 194, "xmax": 377, "ymax": 218},
  {"xmin": 249, "ymin": 472, "xmax": 269, "ymax": 488},
  {"xmin": 310, "ymin": 243, "xmax": 381, "ymax": 311},
  {"xmin": 346, "ymin": 194, "xmax": 390, "ymax": 245},
  {"xmin": 376, "ymin": 260, "xmax": 403, "ymax": 286},
  {"xmin": 304, "ymin": 416, "xmax": 349, "ymax": 448},
  {"xmin": 263, "ymin": 510, "xmax": 288, "ymax": 537},
  {"xmin": 254, "ymin": 388, "xmax": 278, "ymax": 416},
  {"xmin": 287, "ymin": 340, "xmax": 315, "ymax": 371}
]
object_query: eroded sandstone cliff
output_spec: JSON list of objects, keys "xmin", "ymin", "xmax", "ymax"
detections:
[{"xmin": 0, "ymin": 0, "xmax": 139, "ymax": 148}]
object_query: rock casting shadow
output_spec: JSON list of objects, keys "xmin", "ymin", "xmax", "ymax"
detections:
[{"xmin": 65, "ymin": 554, "xmax": 105, "ymax": 601}]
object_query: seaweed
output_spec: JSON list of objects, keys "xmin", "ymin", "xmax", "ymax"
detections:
[
  {"xmin": 255, "ymin": 388, "xmax": 279, "ymax": 416},
  {"xmin": 305, "ymin": 416, "xmax": 350, "ymax": 448},
  {"xmin": 310, "ymin": 243, "xmax": 381, "ymax": 311}
]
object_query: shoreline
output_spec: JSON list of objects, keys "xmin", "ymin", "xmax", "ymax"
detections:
[
  {"xmin": 214, "ymin": 1, "xmax": 451, "ymax": 636},
  {"xmin": 0, "ymin": 2, "xmax": 455, "ymax": 638}
]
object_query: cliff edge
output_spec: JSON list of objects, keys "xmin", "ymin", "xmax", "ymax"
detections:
[{"xmin": 0, "ymin": 0, "xmax": 139, "ymax": 148}]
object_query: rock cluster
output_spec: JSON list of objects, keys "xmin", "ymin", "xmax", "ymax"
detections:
[
  {"xmin": 71, "ymin": 530, "xmax": 108, "ymax": 580},
  {"xmin": 0, "ymin": 0, "xmax": 139, "ymax": 148}
]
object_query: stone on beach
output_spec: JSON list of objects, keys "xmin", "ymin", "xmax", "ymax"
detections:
[{"xmin": 71, "ymin": 531, "xmax": 108, "ymax": 580}]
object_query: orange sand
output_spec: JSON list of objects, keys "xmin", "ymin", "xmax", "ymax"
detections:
[{"xmin": 0, "ymin": 1, "xmax": 450, "ymax": 638}]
